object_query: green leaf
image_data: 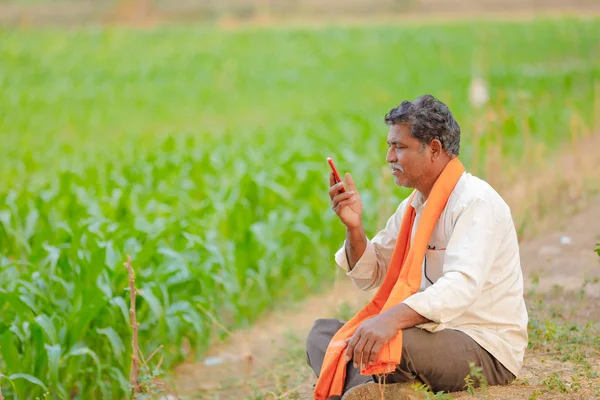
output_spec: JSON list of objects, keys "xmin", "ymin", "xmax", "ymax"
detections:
[
  {"xmin": 45, "ymin": 343, "xmax": 61, "ymax": 385},
  {"xmin": 96, "ymin": 327, "xmax": 125, "ymax": 359},
  {"xmin": 66, "ymin": 346, "xmax": 101, "ymax": 383},
  {"xmin": 2, "ymin": 373, "xmax": 48, "ymax": 391},
  {"xmin": 110, "ymin": 296, "xmax": 131, "ymax": 325},
  {"xmin": 96, "ymin": 270, "xmax": 113, "ymax": 299},
  {"xmin": 138, "ymin": 286, "xmax": 164, "ymax": 320},
  {"xmin": 101, "ymin": 240, "xmax": 120, "ymax": 270},
  {"xmin": 9, "ymin": 323, "xmax": 29, "ymax": 344},
  {"xmin": 1, "ymin": 330, "xmax": 22, "ymax": 372},
  {"xmin": 43, "ymin": 243, "xmax": 61, "ymax": 270},
  {"xmin": 18, "ymin": 293, "xmax": 39, "ymax": 314},
  {"xmin": 34, "ymin": 314, "xmax": 58, "ymax": 344},
  {"xmin": 108, "ymin": 367, "xmax": 130, "ymax": 394},
  {"xmin": 24, "ymin": 206, "xmax": 39, "ymax": 241},
  {"xmin": 0, "ymin": 290, "xmax": 32, "ymax": 317}
]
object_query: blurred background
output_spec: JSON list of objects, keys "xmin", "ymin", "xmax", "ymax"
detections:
[
  {"xmin": 1, "ymin": 0, "xmax": 600, "ymax": 25},
  {"xmin": 0, "ymin": 1, "xmax": 599, "ymax": 399}
]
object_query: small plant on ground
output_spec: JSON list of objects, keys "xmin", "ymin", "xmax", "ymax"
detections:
[
  {"xmin": 463, "ymin": 362, "xmax": 488, "ymax": 397},
  {"xmin": 408, "ymin": 382, "xmax": 454, "ymax": 399},
  {"xmin": 541, "ymin": 373, "xmax": 568, "ymax": 394}
]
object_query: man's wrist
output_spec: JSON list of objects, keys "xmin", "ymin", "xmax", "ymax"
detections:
[
  {"xmin": 383, "ymin": 306, "xmax": 407, "ymax": 331},
  {"xmin": 344, "ymin": 224, "xmax": 366, "ymax": 271},
  {"xmin": 346, "ymin": 224, "xmax": 364, "ymax": 235},
  {"xmin": 384, "ymin": 303, "xmax": 429, "ymax": 331}
]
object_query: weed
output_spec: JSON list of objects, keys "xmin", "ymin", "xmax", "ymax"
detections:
[
  {"xmin": 409, "ymin": 382, "xmax": 454, "ymax": 399},
  {"xmin": 463, "ymin": 362, "xmax": 489, "ymax": 396},
  {"xmin": 541, "ymin": 373, "xmax": 568, "ymax": 393}
]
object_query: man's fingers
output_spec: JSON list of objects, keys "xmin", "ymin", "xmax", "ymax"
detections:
[
  {"xmin": 345, "ymin": 173, "xmax": 358, "ymax": 193},
  {"xmin": 334, "ymin": 197, "xmax": 357, "ymax": 208},
  {"xmin": 331, "ymin": 191, "xmax": 355, "ymax": 211},
  {"xmin": 329, "ymin": 172, "xmax": 335, "ymax": 187},
  {"xmin": 359, "ymin": 336, "xmax": 377, "ymax": 368},
  {"xmin": 333, "ymin": 198, "xmax": 357, "ymax": 214},
  {"xmin": 328, "ymin": 181, "xmax": 346, "ymax": 200},
  {"xmin": 367, "ymin": 340, "xmax": 383, "ymax": 367},
  {"xmin": 332, "ymin": 191, "xmax": 355, "ymax": 207},
  {"xmin": 345, "ymin": 331, "xmax": 360, "ymax": 362},
  {"xmin": 352, "ymin": 336, "xmax": 368, "ymax": 369}
]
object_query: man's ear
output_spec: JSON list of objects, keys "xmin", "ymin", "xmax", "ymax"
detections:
[{"xmin": 430, "ymin": 139, "xmax": 443, "ymax": 161}]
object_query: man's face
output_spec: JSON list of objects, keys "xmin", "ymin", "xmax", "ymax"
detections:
[{"xmin": 386, "ymin": 124, "xmax": 430, "ymax": 189}]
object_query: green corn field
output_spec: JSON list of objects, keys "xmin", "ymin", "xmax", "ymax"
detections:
[{"xmin": 0, "ymin": 16, "xmax": 599, "ymax": 399}]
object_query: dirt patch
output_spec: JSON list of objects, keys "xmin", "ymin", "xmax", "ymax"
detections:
[
  {"xmin": 173, "ymin": 274, "xmax": 372, "ymax": 397},
  {"xmin": 519, "ymin": 196, "xmax": 600, "ymax": 295}
]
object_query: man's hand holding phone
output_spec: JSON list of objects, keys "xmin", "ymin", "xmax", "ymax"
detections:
[{"xmin": 327, "ymin": 158, "xmax": 363, "ymax": 229}]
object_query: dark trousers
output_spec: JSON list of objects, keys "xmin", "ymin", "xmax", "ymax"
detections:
[{"xmin": 306, "ymin": 319, "xmax": 515, "ymax": 394}]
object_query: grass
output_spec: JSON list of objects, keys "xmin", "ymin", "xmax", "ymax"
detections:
[{"xmin": 0, "ymin": 17, "xmax": 599, "ymax": 398}]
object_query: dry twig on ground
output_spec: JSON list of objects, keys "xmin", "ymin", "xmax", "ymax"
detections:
[
  {"xmin": 125, "ymin": 255, "xmax": 141, "ymax": 396},
  {"xmin": 125, "ymin": 256, "xmax": 181, "ymax": 399}
]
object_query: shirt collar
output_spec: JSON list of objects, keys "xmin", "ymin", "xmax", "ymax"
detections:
[
  {"xmin": 410, "ymin": 191, "xmax": 427, "ymax": 210},
  {"xmin": 409, "ymin": 170, "xmax": 467, "ymax": 210}
]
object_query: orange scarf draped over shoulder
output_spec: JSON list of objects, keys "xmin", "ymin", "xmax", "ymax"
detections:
[{"xmin": 314, "ymin": 158, "xmax": 465, "ymax": 399}]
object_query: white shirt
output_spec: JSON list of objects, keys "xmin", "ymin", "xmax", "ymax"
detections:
[{"xmin": 335, "ymin": 172, "xmax": 528, "ymax": 377}]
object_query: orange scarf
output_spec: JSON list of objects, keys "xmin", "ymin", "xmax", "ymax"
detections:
[{"xmin": 314, "ymin": 158, "xmax": 465, "ymax": 399}]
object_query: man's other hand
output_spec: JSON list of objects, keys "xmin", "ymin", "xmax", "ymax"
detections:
[{"xmin": 345, "ymin": 313, "xmax": 399, "ymax": 369}]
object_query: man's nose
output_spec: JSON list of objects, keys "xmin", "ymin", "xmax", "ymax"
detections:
[{"xmin": 386, "ymin": 147, "xmax": 396, "ymax": 163}]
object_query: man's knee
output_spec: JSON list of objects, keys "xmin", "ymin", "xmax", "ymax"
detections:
[
  {"xmin": 306, "ymin": 319, "xmax": 344, "ymax": 371},
  {"xmin": 306, "ymin": 319, "xmax": 329, "ymax": 364},
  {"xmin": 398, "ymin": 328, "xmax": 511, "ymax": 392},
  {"xmin": 306, "ymin": 319, "xmax": 343, "ymax": 351}
]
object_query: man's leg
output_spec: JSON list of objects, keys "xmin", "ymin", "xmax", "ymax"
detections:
[
  {"xmin": 306, "ymin": 319, "xmax": 373, "ymax": 393},
  {"xmin": 378, "ymin": 327, "xmax": 515, "ymax": 393}
]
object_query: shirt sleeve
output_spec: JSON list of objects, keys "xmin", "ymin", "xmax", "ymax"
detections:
[
  {"xmin": 402, "ymin": 196, "xmax": 508, "ymax": 324},
  {"xmin": 335, "ymin": 198, "xmax": 409, "ymax": 291}
]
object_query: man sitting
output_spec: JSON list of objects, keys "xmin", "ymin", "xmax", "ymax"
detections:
[{"xmin": 306, "ymin": 95, "xmax": 528, "ymax": 400}]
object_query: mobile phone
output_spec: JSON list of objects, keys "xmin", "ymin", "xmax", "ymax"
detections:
[{"xmin": 326, "ymin": 157, "xmax": 346, "ymax": 193}]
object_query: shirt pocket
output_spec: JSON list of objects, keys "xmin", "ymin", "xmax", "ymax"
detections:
[{"xmin": 425, "ymin": 248, "xmax": 446, "ymax": 284}]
